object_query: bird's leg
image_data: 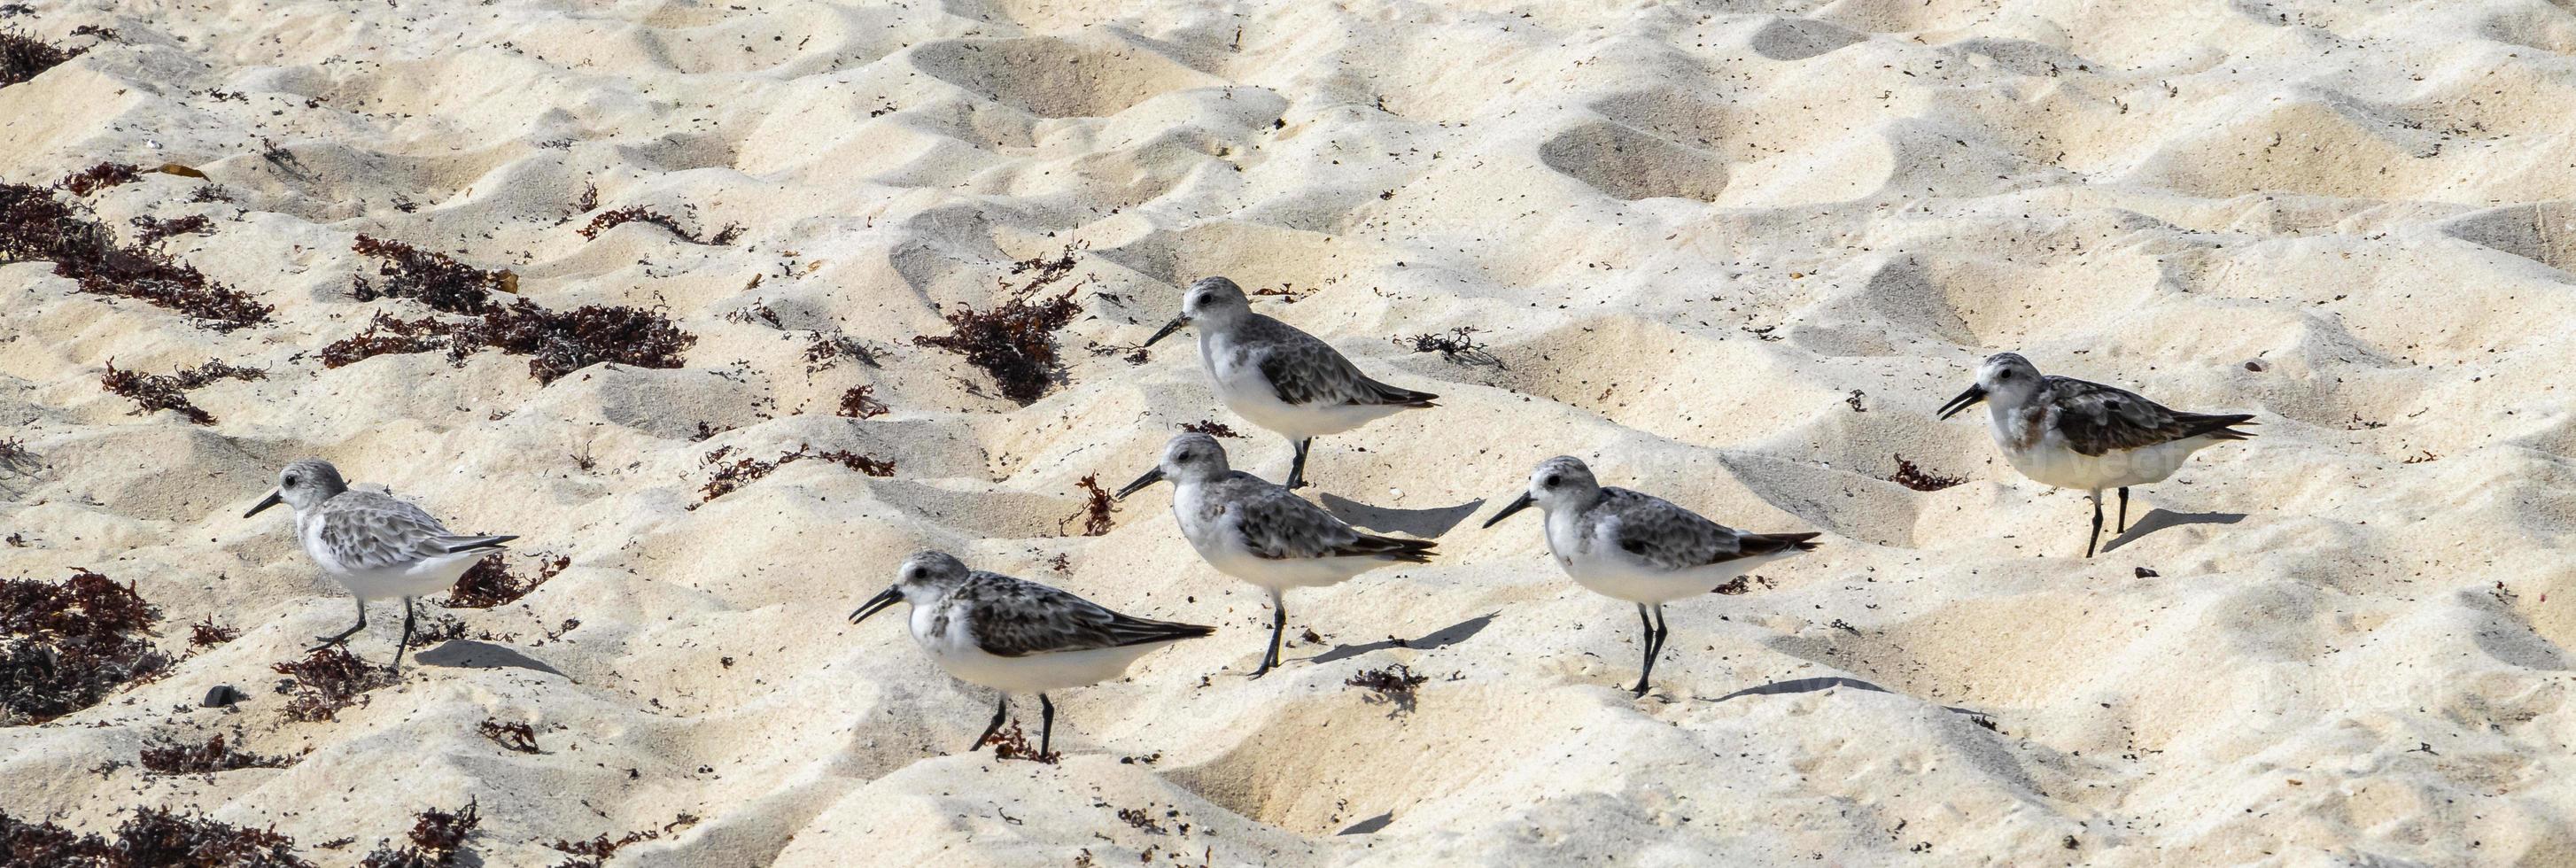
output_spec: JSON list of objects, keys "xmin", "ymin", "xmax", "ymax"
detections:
[
  {"xmin": 1037, "ymin": 693, "xmax": 1056, "ymax": 757},
  {"xmin": 1631, "ymin": 604, "xmax": 1662, "ymax": 697},
  {"xmin": 390, "ymin": 596, "xmax": 416, "ymax": 676},
  {"xmin": 2085, "ymin": 489, "xmax": 2105, "ymax": 558},
  {"xmin": 972, "ymin": 694, "xmax": 1009, "ymax": 752},
  {"xmin": 2117, "ymin": 486, "xmax": 2131, "ymax": 533},
  {"xmin": 1285, "ymin": 438, "xmax": 1314, "ymax": 490},
  {"xmin": 310, "ymin": 597, "xmax": 366, "ymax": 651},
  {"xmin": 1251, "ymin": 589, "xmax": 1285, "ymax": 678}
]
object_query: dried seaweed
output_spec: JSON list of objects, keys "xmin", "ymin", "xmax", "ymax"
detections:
[
  {"xmin": 0, "ymin": 808, "xmax": 314, "ymax": 868},
  {"xmin": 1887, "ymin": 454, "xmax": 1965, "ymax": 492},
  {"xmin": 130, "ymin": 213, "xmax": 212, "ymax": 245},
  {"xmin": 803, "ymin": 332, "xmax": 881, "ymax": 372},
  {"xmin": 912, "ymin": 245, "xmax": 1086, "ymax": 405},
  {"xmin": 477, "ymin": 719, "xmax": 540, "ymax": 754},
  {"xmin": 269, "ymin": 647, "xmax": 395, "ymax": 722},
  {"xmin": 1344, "ymin": 664, "xmax": 1429, "ymax": 714},
  {"xmin": 358, "ymin": 801, "xmax": 478, "ymax": 868},
  {"xmin": 0, "ymin": 182, "xmax": 273, "ymax": 329},
  {"xmin": 0, "ymin": 569, "xmax": 171, "ymax": 725},
  {"xmin": 1058, "ymin": 474, "xmax": 1116, "ymax": 537},
  {"xmin": 58, "ymin": 162, "xmax": 139, "ymax": 197},
  {"xmin": 546, "ymin": 827, "xmax": 661, "ymax": 868},
  {"xmin": 834, "ymin": 385, "xmax": 888, "ymax": 419},
  {"xmin": 575, "ymin": 205, "xmax": 741, "ymax": 245},
  {"xmin": 138, "ymin": 732, "xmax": 295, "ymax": 775},
  {"xmin": 0, "ymin": 29, "xmax": 81, "ymax": 88},
  {"xmin": 188, "ymin": 616, "xmax": 239, "ymax": 647},
  {"xmin": 341, "ymin": 238, "xmax": 696, "ymax": 384},
  {"xmin": 694, "ymin": 445, "xmax": 895, "ymax": 507},
  {"xmin": 443, "ymin": 553, "xmax": 567, "ymax": 608},
  {"xmin": 1179, "ymin": 420, "xmax": 1241, "ymax": 438},
  {"xmin": 98, "ymin": 359, "xmax": 265, "ymax": 425},
  {"xmin": 1395, "ymin": 326, "xmax": 1504, "ymax": 368},
  {"xmin": 981, "ymin": 720, "xmax": 1059, "ymax": 764}
]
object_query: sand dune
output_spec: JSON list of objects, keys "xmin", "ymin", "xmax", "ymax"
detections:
[{"xmin": 5, "ymin": 0, "xmax": 2575, "ymax": 864}]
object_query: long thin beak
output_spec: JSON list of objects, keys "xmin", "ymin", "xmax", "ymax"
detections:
[
  {"xmin": 1481, "ymin": 492, "xmax": 1534, "ymax": 529},
  {"xmin": 849, "ymin": 587, "xmax": 903, "ymax": 625},
  {"xmin": 1936, "ymin": 385, "xmax": 1988, "ymax": 421},
  {"xmin": 1114, "ymin": 467, "xmax": 1164, "ymax": 500},
  {"xmin": 1142, "ymin": 315, "xmax": 1188, "ymax": 347},
  {"xmin": 244, "ymin": 491, "xmax": 283, "ymax": 518}
]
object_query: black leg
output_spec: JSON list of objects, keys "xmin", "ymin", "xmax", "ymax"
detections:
[
  {"xmin": 2085, "ymin": 490, "xmax": 2104, "ymax": 558},
  {"xmin": 1285, "ymin": 438, "xmax": 1313, "ymax": 489},
  {"xmin": 972, "ymin": 694, "xmax": 1009, "ymax": 752},
  {"xmin": 2117, "ymin": 486, "xmax": 2130, "ymax": 533},
  {"xmin": 391, "ymin": 597, "xmax": 416, "ymax": 675},
  {"xmin": 1251, "ymin": 590, "xmax": 1285, "ymax": 678},
  {"xmin": 1038, "ymin": 694, "xmax": 1056, "ymax": 757},
  {"xmin": 310, "ymin": 597, "xmax": 366, "ymax": 651},
  {"xmin": 1632, "ymin": 604, "xmax": 1672, "ymax": 697}
]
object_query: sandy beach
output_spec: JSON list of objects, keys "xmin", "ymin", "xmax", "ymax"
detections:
[{"xmin": 5, "ymin": 0, "xmax": 2576, "ymax": 864}]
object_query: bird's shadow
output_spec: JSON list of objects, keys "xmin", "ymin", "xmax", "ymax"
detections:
[
  {"xmin": 2101, "ymin": 508, "xmax": 2246, "ymax": 554},
  {"xmin": 413, "ymin": 640, "xmax": 566, "ymax": 678},
  {"xmin": 1315, "ymin": 493, "xmax": 1484, "ymax": 539},
  {"xmin": 1702, "ymin": 676, "xmax": 1986, "ymax": 719},
  {"xmin": 1336, "ymin": 812, "xmax": 1394, "ymax": 835},
  {"xmin": 1307, "ymin": 613, "xmax": 1495, "ymax": 665}
]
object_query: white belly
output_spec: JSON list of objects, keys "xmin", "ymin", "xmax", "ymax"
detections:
[
  {"xmin": 911, "ymin": 603, "xmax": 1169, "ymax": 693},
  {"xmin": 1173, "ymin": 484, "xmax": 1389, "ymax": 590},
  {"xmin": 1998, "ymin": 429, "xmax": 2217, "ymax": 492},
  {"xmin": 299, "ymin": 518, "xmax": 481, "ymax": 601},
  {"xmin": 1201, "ymin": 335, "xmax": 1403, "ymax": 439}
]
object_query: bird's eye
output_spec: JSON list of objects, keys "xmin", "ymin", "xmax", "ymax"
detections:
[
  {"xmin": 283, "ymin": 476, "xmax": 297, "ymax": 487},
  {"xmin": 1541, "ymin": 475, "xmax": 1559, "ymax": 488}
]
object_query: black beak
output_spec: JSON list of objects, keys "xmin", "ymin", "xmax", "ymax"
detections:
[
  {"xmin": 1481, "ymin": 492, "xmax": 1534, "ymax": 529},
  {"xmin": 1114, "ymin": 467, "xmax": 1165, "ymax": 500},
  {"xmin": 849, "ymin": 586, "xmax": 903, "ymax": 625},
  {"xmin": 1936, "ymin": 385, "xmax": 1988, "ymax": 421},
  {"xmin": 1141, "ymin": 315, "xmax": 1188, "ymax": 348},
  {"xmin": 244, "ymin": 491, "xmax": 283, "ymax": 518}
]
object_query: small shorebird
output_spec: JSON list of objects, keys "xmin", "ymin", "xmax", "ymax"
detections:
[
  {"xmin": 1485, "ymin": 456, "xmax": 1819, "ymax": 697},
  {"xmin": 1115, "ymin": 432, "xmax": 1435, "ymax": 678},
  {"xmin": 244, "ymin": 460, "xmax": 516, "ymax": 673},
  {"xmin": 849, "ymin": 551, "xmax": 1214, "ymax": 756},
  {"xmin": 1141, "ymin": 276, "xmax": 1437, "ymax": 489},
  {"xmin": 1937, "ymin": 353, "xmax": 2256, "ymax": 557}
]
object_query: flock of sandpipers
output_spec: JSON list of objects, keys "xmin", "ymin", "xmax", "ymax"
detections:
[{"xmin": 244, "ymin": 276, "xmax": 2256, "ymax": 756}]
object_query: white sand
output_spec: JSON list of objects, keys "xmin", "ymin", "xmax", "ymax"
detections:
[{"xmin": 5, "ymin": 0, "xmax": 2576, "ymax": 864}]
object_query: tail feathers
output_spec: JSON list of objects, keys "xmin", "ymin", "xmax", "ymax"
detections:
[
  {"xmin": 1342, "ymin": 533, "xmax": 1439, "ymax": 563},
  {"xmin": 439, "ymin": 534, "xmax": 516, "ymax": 554},
  {"xmin": 2182, "ymin": 413, "xmax": 2258, "ymax": 442},
  {"xmin": 1361, "ymin": 378, "xmax": 1439, "ymax": 408},
  {"xmin": 1106, "ymin": 615, "xmax": 1218, "ymax": 647},
  {"xmin": 1739, "ymin": 531, "xmax": 1823, "ymax": 556}
]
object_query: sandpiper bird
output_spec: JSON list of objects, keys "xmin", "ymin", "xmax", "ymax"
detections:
[
  {"xmin": 1115, "ymin": 432, "xmax": 1436, "ymax": 678},
  {"xmin": 1937, "ymin": 353, "xmax": 2256, "ymax": 557},
  {"xmin": 849, "ymin": 551, "xmax": 1214, "ymax": 756},
  {"xmin": 1140, "ymin": 276, "xmax": 1438, "ymax": 489},
  {"xmin": 1484, "ymin": 456, "xmax": 1819, "ymax": 697},
  {"xmin": 244, "ymin": 460, "xmax": 516, "ymax": 673}
]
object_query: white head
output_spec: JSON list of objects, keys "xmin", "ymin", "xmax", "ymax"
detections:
[
  {"xmin": 1115, "ymin": 431, "xmax": 1231, "ymax": 499},
  {"xmin": 1938, "ymin": 352, "xmax": 2045, "ymax": 419},
  {"xmin": 1142, "ymin": 276, "xmax": 1253, "ymax": 346},
  {"xmin": 244, "ymin": 458, "xmax": 350, "ymax": 518},
  {"xmin": 1481, "ymin": 456, "xmax": 1603, "ymax": 528},
  {"xmin": 850, "ymin": 550, "xmax": 973, "ymax": 625}
]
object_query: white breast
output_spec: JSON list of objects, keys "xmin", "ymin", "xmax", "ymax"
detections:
[
  {"xmin": 1199, "ymin": 331, "xmax": 1401, "ymax": 439},
  {"xmin": 908, "ymin": 599, "xmax": 1169, "ymax": 694},
  {"xmin": 1542, "ymin": 507, "xmax": 1780, "ymax": 605},
  {"xmin": 1171, "ymin": 483, "xmax": 1380, "ymax": 590}
]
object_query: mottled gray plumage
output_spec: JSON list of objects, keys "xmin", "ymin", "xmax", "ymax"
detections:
[
  {"xmin": 1229, "ymin": 315, "xmax": 1439, "ymax": 408},
  {"xmin": 1196, "ymin": 473, "xmax": 1436, "ymax": 562},
  {"xmin": 1571, "ymin": 488, "xmax": 1821, "ymax": 571},
  {"xmin": 948, "ymin": 570, "xmax": 1214, "ymax": 657},
  {"xmin": 312, "ymin": 491, "xmax": 516, "ymax": 571},
  {"xmin": 2040, "ymin": 376, "xmax": 2256, "ymax": 456}
]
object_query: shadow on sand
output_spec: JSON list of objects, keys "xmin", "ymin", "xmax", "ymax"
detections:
[
  {"xmin": 2101, "ymin": 508, "xmax": 2246, "ymax": 554},
  {"xmin": 1315, "ymin": 492, "xmax": 1486, "ymax": 539}
]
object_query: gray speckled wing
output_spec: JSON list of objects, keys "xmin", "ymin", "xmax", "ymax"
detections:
[
  {"xmin": 1585, "ymin": 488, "xmax": 1739, "ymax": 571},
  {"xmin": 2046, "ymin": 376, "xmax": 2255, "ymax": 456},
  {"xmin": 314, "ymin": 491, "xmax": 500, "ymax": 571},
  {"xmin": 1241, "ymin": 316, "xmax": 1439, "ymax": 408},
  {"xmin": 1209, "ymin": 474, "xmax": 1435, "ymax": 562},
  {"xmin": 958, "ymin": 572, "xmax": 1214, "ymax": 657}
]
